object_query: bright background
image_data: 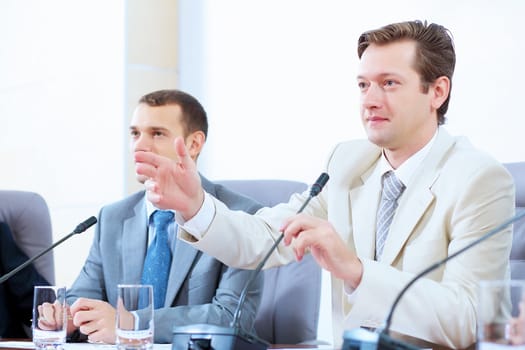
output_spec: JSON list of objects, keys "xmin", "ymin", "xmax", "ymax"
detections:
[{"xmin": 1, "ymin": 0, "xmax": 524, "ymax": 343}]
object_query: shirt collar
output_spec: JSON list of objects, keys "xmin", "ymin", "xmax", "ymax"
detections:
[
  {"xmin": 145, "ymin": 196, "xmax": 175, "ymax": 221},
  {"xmin": 379, "ymin": 128, "xmax": 439, "ymax": 186}
]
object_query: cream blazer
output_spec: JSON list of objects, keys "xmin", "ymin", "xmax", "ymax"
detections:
[{"xmin": 180, "ymin": 128, "xmax": 515, "ymax": 348}]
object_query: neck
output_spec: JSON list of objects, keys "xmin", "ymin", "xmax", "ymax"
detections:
[
  {"xmin": 384, "ymin": 149, "xmax": 412, "ymax": 169},
  {"xmin": 384, "ymin": 127, "xmax": 438, "ymax": 169}
]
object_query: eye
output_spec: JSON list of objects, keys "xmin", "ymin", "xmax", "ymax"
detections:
[
  {"xmin": 357, "ymin": 80, "xmax": 368, "ymax": 91},
  {"xmin": 384, "ymin": 80, "xmax": 397, "ymax": 87},
  {"xmin": 153, "ymin": 131, "xmax": 164, "ymax": 137},
  {"xmin": 130, "ymin": 130, "xmax": 139, "ymax": 138}
]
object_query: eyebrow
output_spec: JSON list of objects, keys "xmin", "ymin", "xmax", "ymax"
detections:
[
  {"xmin": 357, "ymin": 72, "xmax": 401, "ymax": 80},
  {"xmin": 129, "ymin": 126, "xmax": 170, "ymax": 131},
  {"xmin": 356, "ymin": 72, "xmax": 402, "ymax": 79}
]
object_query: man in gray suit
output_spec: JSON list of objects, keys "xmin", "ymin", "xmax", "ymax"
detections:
[{"xmin": 62, "ymin": 90, "xmax": 263, "ymax": 343}]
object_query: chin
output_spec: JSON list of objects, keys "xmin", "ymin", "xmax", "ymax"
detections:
[
  {"xmin": 366, "ymin": 130, "xmax": 392, "ymax": 149},
  {"xmin": 367, "ymin": 135, "xmax": 385, "ymax": 148}
]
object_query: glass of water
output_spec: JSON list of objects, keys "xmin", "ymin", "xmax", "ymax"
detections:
[
  {"xmin": 478, "ymin": 279, "xmax": 525, "ymax": 349},
  {"xmin": 32, "ymin": 286, "xmax": 67, "ymax": 350},
  {"xmin": 116, "ymin": 284, "xmax": 154, "ymax": 350}
]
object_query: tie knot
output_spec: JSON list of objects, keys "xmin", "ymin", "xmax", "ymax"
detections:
[
  {"xmin": 382, "ymin": 171, "xmax": 405, "ymax": 202},
  {"xmin": 152, "ymin": 210, "xmax": 174, "ymax": 229}
]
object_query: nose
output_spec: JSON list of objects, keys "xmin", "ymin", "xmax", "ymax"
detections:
[
  {"xmin": 132, "ymin": 134, "xmax": 151, "ymax": 152},
  {"xmin": 361, "ymin": 83, "xmax": 383, "ymax": 110}
]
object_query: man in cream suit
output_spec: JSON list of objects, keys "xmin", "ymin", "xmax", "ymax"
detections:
[
  {"xmin": 61, "ymin": 90, "xmax": 263, "ymax": 343},
  {"xmin": 134, "ymin": 21, "xmax": 515, "ymax": 348}
]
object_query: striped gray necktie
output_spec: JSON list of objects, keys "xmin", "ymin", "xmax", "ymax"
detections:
[{"xmin": 375, "ymin": 171, "xmax": 405, "ymax": 260}]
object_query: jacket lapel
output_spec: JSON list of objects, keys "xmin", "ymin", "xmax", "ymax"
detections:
[
  {"xmin": 351, "ymin": 165, "xmax": 382, "ymax": 259},
  {"xmin": 380, "ymin": 181, "xmax": 435, "ymax": 264},
  {"xmin": 380, "ymin": 129, "xmax": 456, "ymax": 265},
  {"xmin": 122, "ymin": 195, "xmax": 148, "ymax": 284},
  {"xmin": 164, "ymin": 240, "xmax": 199, "ymax": 306},
  {"xmin": 326, "ymin": 141, "xmax": 382, "ymax": 259},
  {"xmin": 164, "ymin": 175, "xmax": 215, "ymax": 306}
]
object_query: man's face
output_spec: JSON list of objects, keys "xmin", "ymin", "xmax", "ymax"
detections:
[
  {"xmin": 357, "ymin": 40, "xmax": 438, "ymax": 156},
  {"xmin": 130, "ymin": 103, "xmax": 186, "ymax": 183}
]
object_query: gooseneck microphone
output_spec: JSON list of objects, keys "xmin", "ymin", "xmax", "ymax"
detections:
[
  {"xmin": 230, "ymin": 172, "xmax": 330, "ymax": 331},
  {"xmin": 172, "ymin": 173, "xmax": 329, "ymax": 350},
  {"xmin": 0, "ymin": 216, "xmax": 97, "ymax": 284},
  {"xmin": 343, "ymin": 209, "xmax": 525, "ymax": 350}
]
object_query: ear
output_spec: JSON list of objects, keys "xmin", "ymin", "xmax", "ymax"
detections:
[
  {"xmin": 185, "ymin": 131, "xmax": 206, "ymax": 161},
  {"xmin": 430, "ymin": 76, "xmax": 450, "ymax": 111}
]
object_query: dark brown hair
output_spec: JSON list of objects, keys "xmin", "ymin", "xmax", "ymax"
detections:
[{"xmin": 139, "ymin": 89, "xmax": 208, "ymax": 138}]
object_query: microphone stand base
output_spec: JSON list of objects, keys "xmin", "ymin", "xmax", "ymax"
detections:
[
  {"xmin": 342, "ymin": 328, "xmax": 421, "ymax": 350},
  {"xmin": 172, "ymin": 324, "xmax": 269, "ymax": 350}
]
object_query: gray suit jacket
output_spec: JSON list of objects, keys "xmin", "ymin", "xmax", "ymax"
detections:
[{"xmin": 67, "ymin": 176, "xmax": 263, "ymax": 343}]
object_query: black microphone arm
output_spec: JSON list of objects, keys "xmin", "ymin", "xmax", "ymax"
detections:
[
  {"xmin": 382, "ymin": 209, "xmax": 525, "ymax": 336},
  {"xmin": 343, "ymin": 208, "xmax": 525, "ymax": 350},
  {"xmin": 230, "ymin": 172, "xmax": 330, "ymax": 330},
  {"xmin": 0, "ymin": 216, "xmax": 97, "ymax": 284},
  {"xmin": 172, "ymin": 173, "xmax": 329, "ymax": 350}
]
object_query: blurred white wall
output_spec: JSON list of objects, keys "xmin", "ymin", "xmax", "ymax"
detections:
[{"xmin": 0, "ymin": 0, "xmax": 125, "ymax": 287}]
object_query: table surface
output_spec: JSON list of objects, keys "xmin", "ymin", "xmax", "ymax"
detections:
[{"xmin": 0, "ymin": 340, "xmax": 336, "ymax": 350}]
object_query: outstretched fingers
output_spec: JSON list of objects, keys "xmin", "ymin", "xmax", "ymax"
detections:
[{"xmin": 134, "ymin": 137, "xmax": 204, "ymax": 217}]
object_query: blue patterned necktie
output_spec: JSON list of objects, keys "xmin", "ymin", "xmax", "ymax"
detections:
[
  {"xmin": 141, "ymin": 210, "xmax": 174, "ymax": 309},
  {"xmin": 375, "ymin": 171, "xmax": 406, "ymax": 261}
]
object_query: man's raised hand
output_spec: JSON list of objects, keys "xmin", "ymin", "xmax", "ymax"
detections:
[{"xmin": 134, "ymin": 136, "xmax": 204, "ymax": 220}]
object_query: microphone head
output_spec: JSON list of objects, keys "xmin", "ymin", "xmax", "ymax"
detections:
[
  {"xmin": 74, "ymin": 216, "xmax": 98, "ymax": 234},
  {"xmin": 309, "ymin": 172, "xmax": 329, "ymax": 197}
]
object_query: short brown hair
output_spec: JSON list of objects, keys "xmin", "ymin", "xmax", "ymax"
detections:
[
  {"xmin": 139, "ymin": 89, "xmax": 208, "ymax": 138},
  {"xmin": 358, "ymin": 20, "xmax": 455, "ymax": 125}
]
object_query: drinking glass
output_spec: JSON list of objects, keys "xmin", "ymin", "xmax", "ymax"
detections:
[
  {"xmin": 116, "ymin": 284, "xmax": 154, "ymax": 350},
  {"xmin": 478, "ymin": 280, "xmax": 525, "ymax": 349},
  {"xmin": 32, "ymin": 286, "xmax": 67, "ymax": 350}
]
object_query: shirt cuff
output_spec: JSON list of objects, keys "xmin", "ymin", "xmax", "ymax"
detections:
[
  {"xmin": 175, "ymin": 192, "xmax": 215, "ymax": 240},
  {"xmin": 343, "ymin": 279, "xmax": 360, "ymax": 303}
]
